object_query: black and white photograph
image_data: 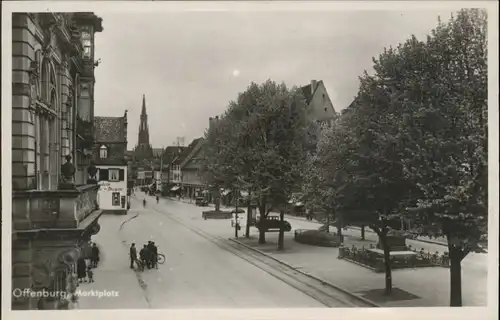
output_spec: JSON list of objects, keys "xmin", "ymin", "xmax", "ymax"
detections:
[{"xmin": 2, "ymin": 1, "xmax": 498, "ymax": 319}]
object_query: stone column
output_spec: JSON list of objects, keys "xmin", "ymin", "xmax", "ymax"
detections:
[
  {"xmin": 59, "ymin": 57, "xmax": 71, "ymax": 164},
  {"xmin": 12, "ymin": 13, "xmax": 37, "ymax": 190}
]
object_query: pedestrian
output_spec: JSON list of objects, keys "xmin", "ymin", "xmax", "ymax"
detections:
[
  {"xmin": 139, "ymin": 245, "xmax": 149, "ymax": 270},
  {"xmin": 91, "ymin": 243, "xmax": 100, "ymax": 268},
  {"xmin": 156, "ymin": 195, "xmax": 159, "ymax": 204},
  {"xmin": 77, "ymin": 258, "xmax": 87, "ymax": 283},
  {"xmin": 129, "ymin": 243, "xmax": 137, "ymax": 269},
  {"xmin": 87, "ymin": 267, "xmax": 94, "ymax": 283},
  {"xmin": 147, "ymin": 241, "xmax": 154, "ymax": 268},
  {"xmin": 150, "ymin": 241, "xmax": 158, "ymax": 269},
  {"xmin": 143, "ymin": 198, "xmax": 146, "ymax": 208}
]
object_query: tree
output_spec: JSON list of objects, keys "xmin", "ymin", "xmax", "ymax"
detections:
[
  {"xmin": 397, "ymin": 9, "xmax": 488, "ymax": 306},
  {"xmin": 203, "ymin": 80, "xmax": 312, "ymax": 244},
  {"xmin": 200, "ymin": 112, "xmax": 240, "ymax": 212}
]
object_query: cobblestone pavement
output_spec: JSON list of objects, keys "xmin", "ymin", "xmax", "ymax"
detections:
[{"xmin": 157, "ymin": 195, "xmax": 487, "ymax": 307}]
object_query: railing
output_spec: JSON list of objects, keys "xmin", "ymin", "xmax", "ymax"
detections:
[
  {"xmin": 12, "ymin": 184, "xmax": 100, "ymax": 230},
  {"xmin": 338, "ymin": 244, "xmax": 450, "ymax": 272}
]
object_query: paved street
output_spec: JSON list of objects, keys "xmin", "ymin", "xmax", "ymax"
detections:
[
  {"xmin": 145, "ymin": 193, "xmax": 487, "ymax": 307},
  {"xmin": 114, "ymin": 195, "xmax": 325, "ymax": 308},
  {"xmin": 78, "ymin": 213, "xmax": 149, "ymax": 309}
]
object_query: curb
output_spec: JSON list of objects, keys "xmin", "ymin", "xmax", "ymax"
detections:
[
  {"xmin": 119, "ymin": 213, "xmax": 139, "ymax": 231},
  {"xmin": 228, "ymin": 238, "xmax": 380, "ymax": 307}
]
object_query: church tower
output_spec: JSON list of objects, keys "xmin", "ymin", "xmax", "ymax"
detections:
[{"xmin": 133, "ymin": 94, "xmax": 153, "ymax": 161}]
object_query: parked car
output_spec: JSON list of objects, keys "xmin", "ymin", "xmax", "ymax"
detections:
[
  {"xmin": 255, "ymin": 215, "xmax": 292, "ymax": 232},
  {"xmin": 195, "ymin": 197, "xmax": 208, "ymax": 206},
  {"xmin": 230, "ymin": 208, "xmax": 246, "ymax": 227}
]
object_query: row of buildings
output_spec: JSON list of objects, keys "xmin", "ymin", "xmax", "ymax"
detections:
[
  {"xmin": 126, "ymin": 79, "xmax": 338, "ymax": 202},
  {"xmin": 10, "ymin": 12, "xmax": 131, "ymax": 310}
]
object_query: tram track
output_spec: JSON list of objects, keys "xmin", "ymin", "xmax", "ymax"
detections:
[{"xmin": 147, "ymin": 200, "xmax": 377, "ymax": 308}]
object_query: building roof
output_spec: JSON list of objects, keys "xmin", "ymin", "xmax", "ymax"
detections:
[
  {"xmin": 162, "ymin": 146, "xmax": 186, "ymax": 167},
  {"xmin": 179, "ymin": 138, "xmax": 205, "ymax": 168},
  {"xmin": 173, "ymin": 138, "xmax": 203, "ymax": 167},
  {"xmin": 94, "ymin": 116, "xmax": 126, "ymax": 143}
]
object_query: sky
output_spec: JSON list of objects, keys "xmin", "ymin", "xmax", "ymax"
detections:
[{"xmin": 92, "ymin": 9, "xmax": 455, "ymax": 149}]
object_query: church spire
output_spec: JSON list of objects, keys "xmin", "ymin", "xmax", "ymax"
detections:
[
  {"xmin": 141, "ymin": 94, "xmax": 146, "ymax": 117},
  {"xmin": 134, "ymin": 94, "xmax": 154, "ymax": 161}
]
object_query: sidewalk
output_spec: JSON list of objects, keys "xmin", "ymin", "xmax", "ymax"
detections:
[
  {"xmin": 77, "ymin": 213, "xmax": 149, "ymax": 309},
  {"xmin": 232, "ymin": 231, "xmax": 486, "ymax": 307}
]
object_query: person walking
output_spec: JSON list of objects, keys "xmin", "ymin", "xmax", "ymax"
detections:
[
  {"xmin": 143, "ymin": 198, "xmax": 147, "ymax": 208},
  {"xmin": 90, "ymin": 243, "xmax": 100, "ymax": 268},
  {"xmin": 156, "ymin": 195, "xmax": 159, "ymax": 204},
  {"xmin": 129, "ymin": 243, "xmax": 137, "ymax": 269}
]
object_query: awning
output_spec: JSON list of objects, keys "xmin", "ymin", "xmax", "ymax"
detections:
[
  {"xmin": 221, "ymin": 189, "xmax": 231, "ymax": 196},
  {"xmin": 170, "ymin": 186, "xmax": 180, "ymax": 191}
]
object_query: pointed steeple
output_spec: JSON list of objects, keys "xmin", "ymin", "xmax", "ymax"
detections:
[{"xmin": 141, "ymin": 94, "xmax": 147, "ymax": 117}]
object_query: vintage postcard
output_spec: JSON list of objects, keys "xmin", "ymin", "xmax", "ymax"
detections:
[{"xmin": 1, "ymin": 1, "xmax": 498, "ymax": 320}]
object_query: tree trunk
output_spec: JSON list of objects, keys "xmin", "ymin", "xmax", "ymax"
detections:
[
  {"xmin": 361, "ymin": 225, "xmax": 365, "ymax": 240},
  {"xmin": 258, "ymin": 226, "xmax": 266, "ymax": 244},
  {"xmin": 278, "ymin": 211, "xmax": 284, "ymax": 250},
  {"xmin": 449, "ymin": 248, "xmax": 464, "ymax": 307},
  {"xmin": 379, "ymin": 232, "xmax": 393, "ymax": 295},
  {"xmin": 214, "ymin": 190, "xmax": 220, "ymax": 211},
  {"xmin": 245, "ymin": 204, "xmax": 251, "ymax": 238},
  {"xmin": 258, "ymin": 202, "xmax": 267, "ymax": 244},
  {"xmin": 325, "ymin": 214, "xmax": 330, "ymax": 233}
]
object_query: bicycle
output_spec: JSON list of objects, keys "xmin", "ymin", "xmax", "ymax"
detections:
[{"xmin": 157, "ymin": 253, "xmax": 166, "ymax": 264}]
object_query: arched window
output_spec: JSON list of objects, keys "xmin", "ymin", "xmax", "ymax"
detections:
[{"xmin": 99, "ymin": 145, "xmax": 108, "ymax": 159}]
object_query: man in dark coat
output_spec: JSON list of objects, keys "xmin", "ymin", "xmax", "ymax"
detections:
[
  {"xmin": 77, "ymin": 258, "xmax": 87, "ymax": 283},
  {"xmin": 150, "ymin": 241, "xmax": 158, "ymax": 269},
  {"xmin": 140, "ymin": 245, "xmax": 149, "ymax": 269},
  {"xmin": 129, "ymin": 243, "xmax": 137, "ymax": 269},
  {"xmin": 91, "ymin": 243, "xmax": 100, "ymax": 268},
  {"xmin": 146, "ymin": 241, "xmax": 154, "ymax": 269}
]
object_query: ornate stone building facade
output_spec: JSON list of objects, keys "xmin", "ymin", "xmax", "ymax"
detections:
[{"xmin": 11, "ymin": 12, "xmax": 103, "ymax": 310}]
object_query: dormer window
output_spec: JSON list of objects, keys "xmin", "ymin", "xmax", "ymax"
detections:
[{"xmin": 99, "ymin": 145, "xmax": 108, "ymax": 158}]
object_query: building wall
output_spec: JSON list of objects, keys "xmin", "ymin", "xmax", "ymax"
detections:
[
  {"xmin": 12, "ymin": 13, "xmax": 74, "ymax": 190},
  {"xmin": 12, "ymin": 13, "xmax": 100, "ymax": 191},
  {"xmin": 96, "ymin": 165, "xmax": 127, "ymax": 211},
  {"xmin": 11, "ymin": 12, "xmax": 104, "ymax": 310},
  {"xmin": 181, "ymin": 168, "xmax": 203, "ymax": 186}
]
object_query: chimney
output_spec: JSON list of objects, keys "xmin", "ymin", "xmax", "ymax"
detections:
[{"xmin": 311, "ymin": 80, "xmax": 318, "ymax": 95}]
